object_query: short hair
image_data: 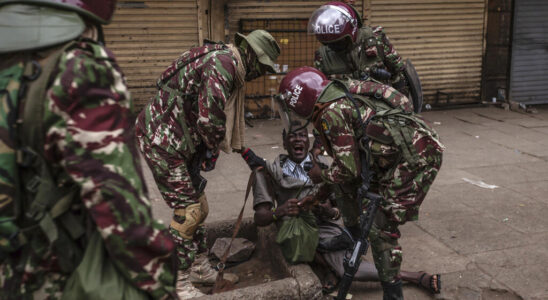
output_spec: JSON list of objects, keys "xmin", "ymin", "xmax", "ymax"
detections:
[{"xmin": 282, "ymin": 120, "xmax": 305, "ymax": 139}]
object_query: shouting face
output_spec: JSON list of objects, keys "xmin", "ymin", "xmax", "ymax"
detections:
[{"xmin": 283, "ymin": 127, "xmax": 310, "ymax": 163}]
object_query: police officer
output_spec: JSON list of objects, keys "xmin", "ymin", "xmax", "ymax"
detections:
[
  {"xmin": 0, "ymin": 0, "xmax": 176, "ymax": 299},
  {"xmin": 275, "ymin": 67, "xmax": 444, "ymax": 299},
  {"xmin": 134, "ymin": 30, "xmax": 280, "ymax": 297},
  {"xmin": 309, "ymin": 1, "xmax": 409, "ymax": 96}
]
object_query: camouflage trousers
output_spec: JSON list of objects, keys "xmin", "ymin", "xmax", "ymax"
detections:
[
  {"xmin": 336, "ymin": 195, "xmax": 402, "ymax": 283},
  {"xmin": 368, "ymin": 212, "xmax": 402, "ymax": 283},
  {"xmin": 378, "ymin": 151, "xmax": 442, "ymax": 224},
  {"xmin": 135, "ymin": 133, "xmax": 207, "ymax": 271}
]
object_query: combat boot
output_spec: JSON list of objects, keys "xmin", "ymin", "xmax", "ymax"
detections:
[
  {"xmin": 381, "ymin": 279, "xmax": 404, "ymax": 300},
  {"xmin": 177, "ymin": 270, "xmax": 205, "ymax": 299},
  {"xmin": 189, "ymin": 255, "xmax": 239, "ymax": 286}
]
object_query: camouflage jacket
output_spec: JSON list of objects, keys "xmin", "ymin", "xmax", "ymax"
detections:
[
  {"xmin": 0, "ymin": 40, "xmax": 175, "ymax": 299},
  {"xmin": 312, "ymin": 81, "xmax": 443, "ymax": 223},
  {"xmin": 314, "ymin": 26, "xmax": 406, "ymax": 90},
  {"xmin": 136, "ymin": 43, "xmax": 240, "ymax": 159}
]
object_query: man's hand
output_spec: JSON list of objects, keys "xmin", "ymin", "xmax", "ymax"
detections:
[
  {"xmin": 241, "ymin": 148, "xmax": 266, "ymax": 170},
  {"xmin": 297, "ymin": 195, "xmax": 317, "ymax": 210},
  {"xmin": 311, "ymin": 146, "xmax": 322, "ymax": 162},
  {"xmin": 307, "ymin": 159, "xmax": 323, "ymax": 184},
  {"xmin": 276, "ymin": 198, "xmax": 300, "ymax": 217},
  {"xmin": 201, "ymin": 149, "xmax": 219, "ymax": 172}
]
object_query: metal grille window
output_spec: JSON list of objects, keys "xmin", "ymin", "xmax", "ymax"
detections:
[{"xmin": 240, "ymin": 19, "xmax": 321, "ymax": 118}]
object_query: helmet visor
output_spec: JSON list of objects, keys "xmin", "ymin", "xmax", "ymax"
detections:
[
  {"xmin": 307, "ymin": 5, "xmax": 355, "ymax": 36},
  {"xmin": 275, "ymin": 92, "xmax": 310, "ymax": 134}
]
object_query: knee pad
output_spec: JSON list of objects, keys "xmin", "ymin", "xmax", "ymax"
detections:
[{"xmin": 171, "ymin": 194, "xmax": 209, "ymax": 239}]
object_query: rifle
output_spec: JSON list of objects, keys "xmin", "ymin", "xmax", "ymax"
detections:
[{"xmin": 335, "ymin": 190, "xmax": 382, "ymax": 300}]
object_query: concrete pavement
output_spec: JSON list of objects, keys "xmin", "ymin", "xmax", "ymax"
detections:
[{"xmin": 144, "ymin": 105, "xmax": 548, "ymax": 299}]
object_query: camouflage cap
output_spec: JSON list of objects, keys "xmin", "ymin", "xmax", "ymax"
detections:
[{"xmin": 235, "ymin": 30, "xmax": 280, "ymax": 73}]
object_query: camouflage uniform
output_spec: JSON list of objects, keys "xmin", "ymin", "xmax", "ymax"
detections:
[
  {"xmin": 314, "ymin": 26, "xmax": 407, "ymax": 93},
  {"xmin": 135, "ymin": 43, "xmax": 241, "ymax": 270},
  {"xmin": 0, "ymin": 39, "xmax": 176, "ymax": 299},
  {"xmin": 312, "ymin": 81, "xmax": 444, "ymax": 283}
]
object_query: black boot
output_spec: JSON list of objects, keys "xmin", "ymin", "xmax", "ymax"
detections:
[{"xmin": 381, "ymin": 279, "xmax": 403, "ymax": 300}]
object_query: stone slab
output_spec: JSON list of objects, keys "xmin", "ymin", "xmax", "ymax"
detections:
[
  {"xmin": 506, "ymin": 180, "xmax": 548, "ymax": 203},
  {"xmin": 483, "ymin": 122, "xmax": 548, "ymax": 147},
  {"xmin": 416, "ymin": 211, "xmax": 524, "ymax": 255},
  {"xmin": 506, "ymin": 117, "xmax": 548, "ymax": 128},
  {"xmin": 436, "ymin": 268, "xmax": 521, "ymax": 300},
  {"xmin": 471, "ymin": 243, "xmax": 548, "ymax": 300},
  {"xmin": 399, "ymin": 223, "xmax": 470, "ymax": 274},
  {"xmin": 463, "ymin": 163, "xmax": 545, "ymax": 186},
  {"xmin": 440, "ymin": 183, "xmax": 548, "ymax": 233},
  {"xmin": 440, "ymin": 133, "xmax": 540, "ymax": 170},
  {"xmin": 433, "ymin": 168, "xmax": 485, "ymax": 187},
  {"xmin": 460, "ymin": 128, "xmax": 548, "ymax": 158}
]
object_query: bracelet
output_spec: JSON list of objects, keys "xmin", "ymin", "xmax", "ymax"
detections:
[
  {"xmin": 272, "ymin": 207, "xmax": 279, "ymax": 221},
  {"xmin": 331, "ymin": 208, "xmax": 341, "ymax": 220}
]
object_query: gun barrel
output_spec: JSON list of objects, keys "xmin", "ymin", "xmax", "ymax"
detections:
[{"xmin": 336, "ymin": 272, "xmax": 357, "ymax": 300}]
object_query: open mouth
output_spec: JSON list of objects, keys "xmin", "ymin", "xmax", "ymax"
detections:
[{"xmin": 292, "ymin": 144, "xmax": 305, "ymax": 155}]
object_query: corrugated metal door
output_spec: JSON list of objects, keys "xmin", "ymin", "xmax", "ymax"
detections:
[
  {"xmin": 104, "ymin": 0, "xmax": 200, "ymax": 109},
  {"xmin": 509, "ymin": 0, "xmax": 548, "ymax": 105},
  {"xmin": 227, "ymin": 1, "xmax": 363, "ymax": 34},
  {"xmin": 367, "ymin": 0, "xmax": 487, "ymax": 105},
  {"xmin": 226, "ymin": 1, "xmax": 363, "ymax": 116}
]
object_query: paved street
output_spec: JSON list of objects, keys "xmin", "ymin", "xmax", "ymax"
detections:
[{"xmin": 144, "ymin": 105, "xmax": 548, "ymax": 299}]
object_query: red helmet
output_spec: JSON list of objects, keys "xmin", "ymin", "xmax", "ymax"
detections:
[
  {"xmin": 278, "ymin": 67, "xmax": 330, "ymax": 119},
  {"xmin": 0, "ymin": 0, "xmax": 117, "ymax": 24},
  {"xmin": 308, "ymin": 2, "xmax": 360, "ymax": 46}
]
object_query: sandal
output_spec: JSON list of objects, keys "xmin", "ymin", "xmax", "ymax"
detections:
[{"xmin": 418, "ymin": 272, "xmax": 441, "ymax": 294}]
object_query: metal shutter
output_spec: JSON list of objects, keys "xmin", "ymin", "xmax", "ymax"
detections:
[
  {"xmin": 367, "ymin": 0, "xmax": 487, "ymax": 106},
  {"xmin": 104, "ymin": 0, "xmax": 200, "ymax": 109},
  {"xmin": 509, "ymin": 0, "xmax": 548, "ymax": 105},
  {"xmin": 226, "ymin": 1, "xmax": 363, "ymax": 116},
  {"xmin": 227, "ymin": 1, "xmax": 363, "ymax": 34}
]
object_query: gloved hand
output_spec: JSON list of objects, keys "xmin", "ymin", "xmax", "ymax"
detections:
[
  {"xmin": 201, "ymin": 149, "xmax": 219, "ymax": 172},
  {"xmin": 241, "ymin": 148, "xmax": 266, "ymax": 170}
]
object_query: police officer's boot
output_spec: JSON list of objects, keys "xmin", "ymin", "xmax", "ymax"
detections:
[
  {"xmin": 177, "ymin": 270, "xmax": 205, "ymax": 299},
  {"xmin": 381, "ymin": 279, "xmax": 404, "ymax": 300},
  {"xmin": 189, "ymin": 254, "xmax": 239, "ymax": 285}
]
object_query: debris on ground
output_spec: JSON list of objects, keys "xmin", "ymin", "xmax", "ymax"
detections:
[{"xmin": 462, "ymin": 178, "xmax": 499, "ymax": 189}]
